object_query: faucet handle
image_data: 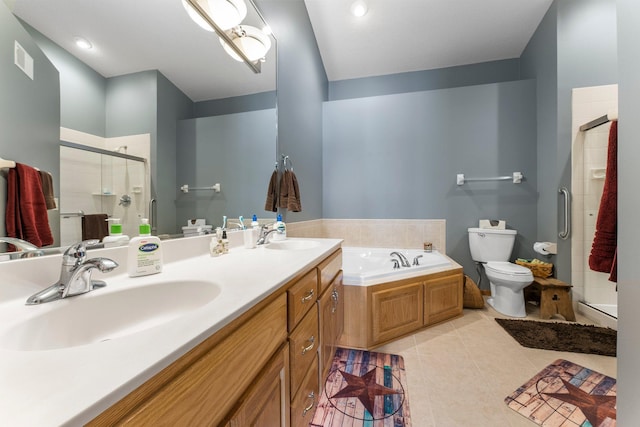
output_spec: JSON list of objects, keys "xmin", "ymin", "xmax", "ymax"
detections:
[{"xmin": 62, "ymin": 239, "xmax": 100, "ymax": 266}]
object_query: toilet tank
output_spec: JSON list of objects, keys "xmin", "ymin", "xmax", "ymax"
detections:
[{"xmin": 468, "ymin": 228, "xmax": 517, "ymax": 262}]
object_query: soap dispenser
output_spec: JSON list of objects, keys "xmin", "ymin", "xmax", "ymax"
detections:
[
  {"xmin": 102, "ymin": 218, "xmax": 129, "ymax": 248},
  {"xmin": 272, "ymin": 214, "xmax": 286, "ymax": 241},
  {"xmin": 128, "ymin": 218, "xmax": 163, "ymax": 277}
]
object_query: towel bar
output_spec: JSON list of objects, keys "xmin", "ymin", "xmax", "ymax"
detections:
[
  {"xmin": 456, "ymin": 172, "xmax": 523, "ymax": 185},
  {"xmin": 180, "ymin": 184, "xmax": 221, "ymax": 193}
]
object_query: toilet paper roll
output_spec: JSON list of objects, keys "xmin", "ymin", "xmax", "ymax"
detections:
[{"xmin": 533, "ymin": 242, "xmax": 557, "ymax": 255}]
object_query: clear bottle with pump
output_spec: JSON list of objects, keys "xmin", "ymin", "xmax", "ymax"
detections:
[
  {"xmin": 222, "ymin": 229, "xmax": 229, "ymax": 253},
  {"xmin": 102, "ymin": 218, "xmax": 130, "ymax": 248},
  {"xmin": 128, "ymin": 218, "xmax": 163, "ymax": 277},
  {"xmin": 251, "ymin": 214, "xmax": 260, "ymax": 229},
  {"xmin": 272, "ymin": 214, "xmax": 286, "ymax": 241}
]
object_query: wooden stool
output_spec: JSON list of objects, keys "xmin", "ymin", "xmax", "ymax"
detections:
[{"xmin": 525, "ymin": 277, "xmax": 576, "ymax": 321}]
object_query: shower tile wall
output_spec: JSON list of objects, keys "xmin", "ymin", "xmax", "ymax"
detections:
[
  {"xmin": 287, "ymin": 219, "xmax": 446, "ymax": 252},
  {"xmin": 571, "ymin": 85, "xmax": 618, "ymax": 307},
  {"xmin": 59, "ymin": 128, "xmax": 150, "ymax": 245}
]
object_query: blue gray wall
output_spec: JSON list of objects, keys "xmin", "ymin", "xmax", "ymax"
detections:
[
  {"xmin": 0, "ymin": 2, "xmax": 60, "ymax": 244},
  {"xmin": 176, "ymin": 109, "xmax": 277, "ymax": 229},
  {"xmin": 328, "ymin": 58, "xmax": 521, "ymax": 101},
  {"xmin": 21, "ymin": 20, "xmax": 106, "ymax": 137},
  {"xmin": 258, "ymin": 0, "xmax": 328, "ymax": 222},
  {"xmin": 323, "ymin": 80, "xmax": 538, "ymax": 280},
  {"xmin": 617, "ymin": 0, "xmax": 640, "ymax": 422},
  {"xmin": 520, "ymin": 0, "xmax": 618, "ymax": 282},
  {"xmin": 520, "ymin": 2, "xmax": 558, "ymax": 257}
]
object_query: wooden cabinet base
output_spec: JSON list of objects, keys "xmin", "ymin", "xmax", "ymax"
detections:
[{"xmin": 339, "ymin": 269, "xmax": 463, "ymax": 350}]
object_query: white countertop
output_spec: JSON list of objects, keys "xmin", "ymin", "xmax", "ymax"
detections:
[{"xmin": 0, "ymin": 236, "xmax": 342, "ymax": 426}]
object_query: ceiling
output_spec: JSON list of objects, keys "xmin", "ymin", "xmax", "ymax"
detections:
[
  {"xmin": 305, "ymin": 0, "xmax": 554, "ymax": 81},
  {"xmin": 8, "ymin": 0, "xmax": 554, "ymax": 101}
]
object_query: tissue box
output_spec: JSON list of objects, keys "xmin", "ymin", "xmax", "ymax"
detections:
[
  {"xmin": 187, "ymin": 218, "xmax": 206, "ymax": 226},
  {"xmin": 479, "ymin": 219, "xmax": 506, "ymax": 230}
]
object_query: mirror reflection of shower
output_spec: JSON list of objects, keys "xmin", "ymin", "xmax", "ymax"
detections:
[
  {"xmin": 571, "ymin": 84, "xmax": 618, "ymax": 329},
  {"xmin": 59, "ymin": 131, "xmax": 151, "ymax": 246}
]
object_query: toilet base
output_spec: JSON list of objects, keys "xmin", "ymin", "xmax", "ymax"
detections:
[{"xmin": 487, "ymin": 291, "xmax": 526, "ymax": 318}]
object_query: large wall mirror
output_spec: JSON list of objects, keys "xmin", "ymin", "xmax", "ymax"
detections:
[{"xmin": 0, "ymin": 0, "xmax": 277, "ymax": 257}]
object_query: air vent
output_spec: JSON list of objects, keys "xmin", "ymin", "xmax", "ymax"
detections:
[{"xmin": 14, "ymin": 41, "xmax": 34, "ymax": 80}]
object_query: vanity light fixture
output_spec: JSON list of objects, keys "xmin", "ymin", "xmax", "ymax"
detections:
[
  {"xmin": 184, "ymin": 0, "xmax": 266, "ymax": 73},
  {"xmin": 73, "ymin": 36, "xmax": 92, "ymax": 50},
  {"xmin": 350, "ymin": 0, "xmax": 368, "ymax": 18},
  {"xmin": 219, "ymin": 25, "xmax": 272, "ymax": 63},
  {"xmin": 182, "ymin": 0, "xmax": 247, "ymax": 32}
]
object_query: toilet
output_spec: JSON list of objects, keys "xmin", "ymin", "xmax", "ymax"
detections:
[{"xmin": 468, "ymin": 227, "xmax": 533, "ymax": 317}]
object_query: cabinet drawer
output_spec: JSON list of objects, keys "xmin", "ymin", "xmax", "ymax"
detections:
[
  {"xmin": 318, "ymin": 249, "xmax": 342, "ymax": 294},
  {"xmin": 288, "ymin": 269, "xmax": 318, "ymax": 331},
  {"xmin": 290, "ymin": 355, "xmax": 319, "ymax": 427},
  {"xmin": 289, "ymin": 304, "xmax": 319, "ymax": 398}
]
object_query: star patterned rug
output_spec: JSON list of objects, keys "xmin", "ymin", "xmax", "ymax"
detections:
[
  {"xmin": 311, "ymin": 347, "xmax": 411, "ymax": 426},
  {"xmin": 505, "ymin": 359, "xmax": 616, "ymax": 427}
]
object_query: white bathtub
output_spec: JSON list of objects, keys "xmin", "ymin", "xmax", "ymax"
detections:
[{"xmin": 342, "ymin": 247, "xmax": 452, "ymax": 286}]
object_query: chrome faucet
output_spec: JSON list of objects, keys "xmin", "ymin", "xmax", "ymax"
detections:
[
  {"xmin": 390, "ymin": 251, "xmax": 410, "ymax": 268},
  {"xmin": 25, "ymin": 240, "xmax": 118, "ymax": 305},
  {"xmin": 0, "ymin": 236, "xmax": 44, "ymax": 258},
  {"xmin": 256, "ymin": 224, "xmax": 283, "ymax": 245}
]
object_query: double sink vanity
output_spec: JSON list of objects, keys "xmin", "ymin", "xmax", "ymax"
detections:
[{"xmin": 0, "ymin": 235, "xmax": 343, "ymax": 426}]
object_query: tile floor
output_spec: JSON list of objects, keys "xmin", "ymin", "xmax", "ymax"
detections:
[{"xmin": 371, "ymin": 301, "xmax": 617, "ymax": 427}]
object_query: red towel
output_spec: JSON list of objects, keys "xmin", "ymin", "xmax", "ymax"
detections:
[
  {"xmin": 5, "ymin": 163, "xmax": 54, "ymax": 248},
  {"xmin": 588, "ymin": 120, "xmax": 617, "ymax": 282}
]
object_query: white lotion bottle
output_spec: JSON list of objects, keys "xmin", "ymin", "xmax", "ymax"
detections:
[
  {"xmin": 272, "ymin": 214, "xmax": 286, "ymax": 241},
  {"xmin": 128, "ymin": 218, "xmax": 163, "ymax": 277},
  {"xmin": 102, "ymin": 218, "xmax": 129, "ymax": 248}
]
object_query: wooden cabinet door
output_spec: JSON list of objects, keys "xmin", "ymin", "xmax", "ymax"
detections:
[
  {"xmin": 227, "ymin": 344, "xmax": 290, "ymax": 427},
  {"xmin": 371, "ymin": 281, "xmax": 423, "ymax": 345},
  {"xmin": 424, "ymin": 273, "xmax": 463, "ymax": 325},
  {"xmin": 318, "ymin": 272, "xmax": 344, "ymax": 381}
]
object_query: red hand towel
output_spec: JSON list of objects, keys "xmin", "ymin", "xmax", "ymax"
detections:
[
  {"xmin": 5, "ymin": 163, "xmax": 54, "ymax": 248},
  {"xmin": 588, "ymin": 121, "xmax": 617, "ymax": 282}
]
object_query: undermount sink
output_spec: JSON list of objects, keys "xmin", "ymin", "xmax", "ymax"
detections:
[
  {"xmin": 0, "ymin": 280, "xmax": 221, "ymax": 351},
  {"xmin": 266, "ymin": 239, "xmax": 321, "ymax": 250}
]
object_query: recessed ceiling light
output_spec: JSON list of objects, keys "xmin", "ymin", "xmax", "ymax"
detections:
[
  {"xmin": 350, "ymin": 0, "xmax": 368, "ymax": 18},
  {"xmin": 73, "ymin": 36, "xmax": 92, "ymax": 50}
]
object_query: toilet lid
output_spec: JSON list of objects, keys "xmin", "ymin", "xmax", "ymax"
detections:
[{"xmin": 485, "ymin": 261, "xmax": 532, "ymax": 276}]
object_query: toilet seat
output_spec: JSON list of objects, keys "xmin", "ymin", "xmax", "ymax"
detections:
[{"xmin": 485, "ymin": 262, "xmax": 532, "ymax": 282}]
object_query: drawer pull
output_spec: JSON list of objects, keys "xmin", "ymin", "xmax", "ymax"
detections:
[
  {"xmin": 301, "ymin": 335, "xmax": 315, "ymax": 355},
  {"xmin": 331, "ymin": 289, "xmax": 339, "ymax": 313},
  {"xmin": 302, "ymin": 391, "xmax": 316, "ymax": 416},
  {"xmin": 301, "ymin": 289, "xmax": 315, "ymax": 303}
]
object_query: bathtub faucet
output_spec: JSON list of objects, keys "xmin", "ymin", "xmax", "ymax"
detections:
[{"xmin": 390, "ymin": 251, "xmax": 410, "ymax": 268}]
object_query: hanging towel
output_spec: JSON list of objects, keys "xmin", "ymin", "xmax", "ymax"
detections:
[
  {"xmin": 264, "ymin": 170, "xmax": 278, "ymax": 212},
  {"xmin": 589, "ymin": 120, "xmax": 617, "ymax": 282},
  {"xmin": 278, "ymin": 170, "xmax": 289, "ymax": 209},
  {"xmin": 82, "ymin": 214, "xmax": 109, "ymax": 241},
  {"xmin": 38, "ymin": 170, "xmax": 57, "ymax": 210},
  {"xmin": 286, "ymin": 170, "xmax": 302, "ymax": 212},
  {"xmin": 5, "ymin": 163, "xmax": 54, "ymax": 248}
]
